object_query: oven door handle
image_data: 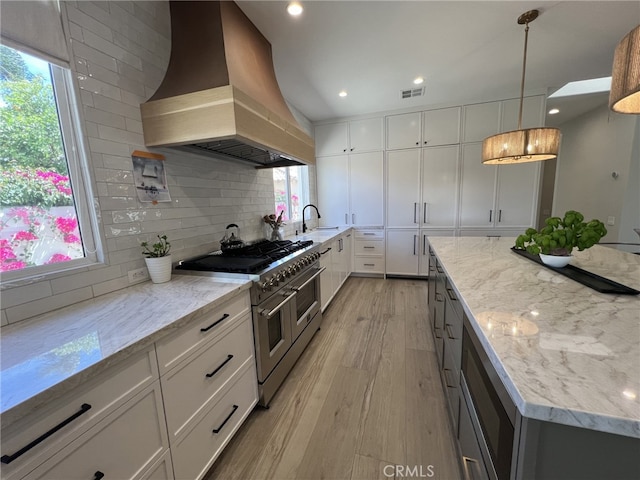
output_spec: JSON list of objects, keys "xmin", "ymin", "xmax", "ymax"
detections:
[
  {"xmin": 260, "ymin": 291, "xmax": 297, "ymax": 319},
  {"xmin": 290, "ymin": 267, "xmax": 326, "ymax": 292}
]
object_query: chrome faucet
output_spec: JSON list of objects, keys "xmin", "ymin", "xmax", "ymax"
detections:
[{"xmin": 302, "ymin": 204, "xmax": 321, "ymax": 233}]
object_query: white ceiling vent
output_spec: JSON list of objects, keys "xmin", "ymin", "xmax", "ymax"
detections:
[{"xmin": 401, "ymin": 87, "xmax": 425, "ymax": 99}]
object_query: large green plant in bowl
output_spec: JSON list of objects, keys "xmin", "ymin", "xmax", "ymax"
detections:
[{"xmin": 515, "ymin": 211, "xmax": 607, "ymax": 266}]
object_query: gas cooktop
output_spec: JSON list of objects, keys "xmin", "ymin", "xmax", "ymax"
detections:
[{"xmin": 176, "ymin": 239, "xmax": 314, "ymax": 274}]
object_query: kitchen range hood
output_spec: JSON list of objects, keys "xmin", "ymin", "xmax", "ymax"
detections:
[{"xmin": 140, "ymin": 1, "xmax": 314, "ymax": 168}]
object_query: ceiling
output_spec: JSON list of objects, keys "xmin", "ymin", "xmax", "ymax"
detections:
[{"xmin": 236, "ymin": 1, "xmax": 640, "ymax": 127}]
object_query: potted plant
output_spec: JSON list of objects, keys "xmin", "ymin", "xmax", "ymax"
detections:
[
  {"xmin": 141, "ymin": 234, "xmax": 172, "ymax": 283},
  {"xmin": 514, "ymin": 210, "xmax": 607, "ymax": 267}
]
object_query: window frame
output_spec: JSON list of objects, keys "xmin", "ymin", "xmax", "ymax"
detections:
[
  {"xmin": 273, "ymin": 166, "xmax": 309, "ymax": 223},
  {"xmin": 1, "ymin": 51, "xmax": 102, "ymax": 284}
]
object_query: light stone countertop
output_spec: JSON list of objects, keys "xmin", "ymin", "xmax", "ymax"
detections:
[
  {"xmin": 428, "ymin": 236, "xmax": 640, "ymax": 439},
  {"xmin": 0, "ymin": 275, "xmax": 251, "ymax": 427},
  {"xmin": 291, "ymin": 226, "xmax": 354, "ymax": 245}
]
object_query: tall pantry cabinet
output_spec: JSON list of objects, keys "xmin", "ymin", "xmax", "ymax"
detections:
[
  {"xmin": 315, "ymin": 118, "xmax": 384, "ymax": 228},
  {"xmin": 385, "ymin": 107, "xmax": 461, "ymax": 276}
]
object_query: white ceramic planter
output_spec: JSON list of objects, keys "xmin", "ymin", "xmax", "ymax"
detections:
[
  {"xmin": 539, "ymin": 253, "xmax": 572, "ymax": 268},
  {"xmin": 144, "ymin": 255, "xmax": 172, "ymax": 283}
]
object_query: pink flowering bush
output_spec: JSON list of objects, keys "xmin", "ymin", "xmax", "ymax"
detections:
[
  {"xmin": 0, "ymin": 167, "xmax": 72, "ymax": 207},
  {"xmin": 0, "ymin": 207, "xmax": 82, "ymax": 272}
]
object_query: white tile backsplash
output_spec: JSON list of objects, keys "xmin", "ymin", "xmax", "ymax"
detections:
[{"xmin": 0, "ymin": 0, "xmax": 316, "ymax": 326}]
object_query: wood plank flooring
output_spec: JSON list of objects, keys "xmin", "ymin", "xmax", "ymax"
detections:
[{"xmin": 204, "ymin": 277, "xmax": 461, "ymax": 480}]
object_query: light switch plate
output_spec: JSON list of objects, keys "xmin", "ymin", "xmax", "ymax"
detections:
[{"xmin": 607, "ymin": 216, "xmax": 615, "ymax": 226}]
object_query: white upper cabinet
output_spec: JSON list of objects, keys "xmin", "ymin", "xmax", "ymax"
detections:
[
  {"xmin": 386, "ymin": 112, "xmax": 421, "ymax": 150},
  {"xmin": 315, "ymin": 117, "xmax": 383, "ymax": 156},
  {"xmin": 315, "ymin": 122, "xmax": 349, "ymax": 156},
  {"xmin": 349, "ymin": 151, "xmax": 384, "ymax": 226},
  {"xmin": 459, "ymin": 143, "xmax": 498, "ymax": 227},
  {"xmin": 317, "ymin": 155, "xmax": 350, "ymax": 226},
  {"xmin": 387, "ymin": 146, "xmax": 459, "ymax": 229},
  {"xmin": 422, "ymin": 146, "xmax": 459, "ymax": 228},
  {"xmin": 459, "ymin": 142, "xmax": 540, "ymax": 229},
  {"xmin": 462, "ymin": 102, "xmax": 501, "ymax": 143},
  {"xmin": 500, "ymin": 95, "xmax": 545, "ymax": 131},
  {"xmin": 387, "ymin": 107, "xmax": 461, "ymax": 150},
  {"xmin": 422, "ymin": 107, "xmax": 461, "ymax": 146},
  {"xmin": 386, "ymin": 149, "xmax": 421, "ymax": 227},
  {"xmin": 317, "ymin": 152, "xmax": 384, "ymax": 227}
]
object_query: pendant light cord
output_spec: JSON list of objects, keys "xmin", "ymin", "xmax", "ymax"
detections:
[{"xmin": 518, "ymin": 22, "xmax": 530, "ymax": 131}]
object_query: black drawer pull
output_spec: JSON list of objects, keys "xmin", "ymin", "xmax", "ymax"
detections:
[
  {"xmin": 446, "ymin": 324, "xmax": 456, "ymax": 340},
  {"xmin": 1, "ymin": 403, "xmax": 92, "ymax": 464},
  {"xmin": 94, "ymin": 472, "xmax": 105, "ymax": 480},
  {"xmin": 212, "ymin": 405, "xmax": 239, "ymax": 434},
  {"xmin": 320, "ymin": 248, "xmax": 332, "ymax": 254},
  {"xmin": 200, "ymin": 313, "xmax": 230, "ymax": 332},
  {"xmin": 436, "ymin": 266, "xmax": 444, "ymax": 273},
  {"xmin": 446, "ymin": 288, "xmax": 457, "ymax": 302},
  {"xmin": 443, "ymin": 368, "xmax": 456, "ymax": 388},
  {"xmin": 205, "ymin": 354, "xmax": 234, "ymax": 378}
]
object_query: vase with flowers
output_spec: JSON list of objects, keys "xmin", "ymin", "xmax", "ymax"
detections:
[{"xmin": 263, "ymin": 212, "xmax": 285, "ymax": 241}]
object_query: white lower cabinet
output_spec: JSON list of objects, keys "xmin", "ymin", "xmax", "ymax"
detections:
[
  {"xmin": 2, "ymin": 291, "xmax": 258, "ymax": 480},
  {"xmin": 386, "ymin": 229, "xmax": 455, "ymax": 276},
  {"xmin": 353, "ymin": 229, "xmax": 385, "ymax": 274},
  {"xmin": 160, "ymin": 314, "xmax": 255, "ymax": 443},
  {"xmin": 170, "ymin": 363, "xmax": 257, "ymax": 480},
  {"xmin": 319, "ymin": 231, "xmax": 353, "ymax": 311},
  {"xmin": 23, "ymin": 383, "xmax": 168, "ymax": 480}
]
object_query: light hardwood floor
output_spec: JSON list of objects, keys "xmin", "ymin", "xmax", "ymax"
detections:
[{"xmin": 204, "ymin": 277, "xmax": 462, "ymax": 480}]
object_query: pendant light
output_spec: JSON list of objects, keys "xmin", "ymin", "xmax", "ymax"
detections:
[
  {"xmin": 609, "ymin": 24, "xmax": 640, "ymax": 114},
  {"xmin": 482, "ymin": 10, "xmax": 561, "ymax": 165}
]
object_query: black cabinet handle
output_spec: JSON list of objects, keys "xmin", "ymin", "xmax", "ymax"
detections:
[
  {"xmin": 446, "ymin": 288, "xmax": 457, "ymax": 302},
  {"xmin": 200, "ymin": 313, "xmax": 230, "ymax": 332},
  {"xmin": 205, "ymin": 354, "xmax": 234, "ymax": 378},
  {"xmin": 94, "ymin": 472, "xmax": 105, "ymax": 480},
  {"xmin": 446, "ymin": 324, "xmax": 456, "ymax": 340},
  {"xmin": 212, "ymin": 405, "xmax": 239, "ymax": 434},
  {"xmin": 320, "ymin": 248, "xmax": 332, "ymax": 254},
  {"xmin": 1, "ymin": 404, "xmax": 92, "ymax": 464}
]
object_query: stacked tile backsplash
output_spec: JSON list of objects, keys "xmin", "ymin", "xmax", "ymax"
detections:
[{"xmin": 0, "ymin": 1, "xmax": 317, "ymax": 327}]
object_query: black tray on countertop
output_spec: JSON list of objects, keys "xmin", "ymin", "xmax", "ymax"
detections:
[{"xmin": 510, "ymin": 247, "xmax": 639, "ymax": 295}]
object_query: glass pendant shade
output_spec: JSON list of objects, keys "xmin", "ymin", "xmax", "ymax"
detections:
[
  {"xmin": 609, "ymin": 24, "xmax": 640, "ymax": 114},
  {"xmin": 482, "ymin": 127, "xmax": 561, "ymax": 164}
]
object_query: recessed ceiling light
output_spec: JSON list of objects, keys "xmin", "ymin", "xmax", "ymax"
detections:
[
  {"xmin": 287, "ymin": 2, "xmax": 303, "ymax": 16},
  {"xmin": 548, "ymin": 108, "xmax": 560, "ymax": 115},
  {"xmin": 413, "ymin": 77, "xmax": 424, "ymax": 85},
  {"xmin": 338, "ymin": 90, "xmax": 347, "ymax": 98}
]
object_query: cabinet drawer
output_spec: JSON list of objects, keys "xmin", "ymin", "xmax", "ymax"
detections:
[
  {"xmin": 139, "ymin": 450, "xmax": 173, "ymax": 480},
  {"xmin": 161, "ymin": 314, "xmax": 255, "ymax": 441},
  {"xmin": 354, "ymin": 229, "xmax": 384, "ymax": 240},
  {"xmin": 171, "ymin": 363, "xmax": 258, "ymax": 480},
  {"xmin": 353, "ymin": 256, "xmax": 385, "ymax": 273},
  {"xmin": 1, "ymin": 348, "xmax": 158, "ymax": 480},
  {"xmin": 354, "ymin": 240, "xmax": 384, "ymax": 255},
  {"xmin": 155, "ymin": 292, "xmax": 250, "ymax": 374},
  {"xmin": 23, "ymin": 383, "xmax": 168, "ymax": 480}
]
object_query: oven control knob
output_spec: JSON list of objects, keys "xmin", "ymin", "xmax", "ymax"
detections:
[
  {"xmin": 294, "ymin": 262, "xmax": 302, "ymax": 271},
  {"xmin": 285, "ymin": 267, "xmax": 293, "ymax": 277},
  {"xmin": 269, "ymin": 274, "xmax": 279, "ymax": 287},
  {"xmin": 260, "ymin": 281, "xmax": 270, "ymax": 291},
  {"xmin": 277, "ymin": 271, "xmax": 286, "ymax": 282}
]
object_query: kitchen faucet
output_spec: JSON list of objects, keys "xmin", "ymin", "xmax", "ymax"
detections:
[{"xmin": 302, "ymin": 204, "xmax": 321, "ymax": 233}]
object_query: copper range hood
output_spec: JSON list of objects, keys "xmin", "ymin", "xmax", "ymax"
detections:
[{"xmin": 140, "ymin": 1, "xmax": 314, "ymax": 168}]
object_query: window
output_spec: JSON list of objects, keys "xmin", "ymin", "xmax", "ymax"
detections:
[
  {"xmin": 272, "ymin": 166, "xmax": 309, "ymax": 222},
  {"xmin": 0, "ymin": 44, "xmax": 98, "ymax": 277}
]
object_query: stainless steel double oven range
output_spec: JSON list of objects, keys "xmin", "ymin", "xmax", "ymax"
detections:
[{"xmin": 176, "ymin": 239, "xmax": 324, "ymax": 407}]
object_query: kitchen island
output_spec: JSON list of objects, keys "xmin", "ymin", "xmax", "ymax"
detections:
[{"xmin": 428, "ymin": 236, "xmax": 639, "ymax": 479}]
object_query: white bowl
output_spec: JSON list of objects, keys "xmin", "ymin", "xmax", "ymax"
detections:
[{"xmin": 539, "ymin": 253, "xmax": 572, "ymax": 268}]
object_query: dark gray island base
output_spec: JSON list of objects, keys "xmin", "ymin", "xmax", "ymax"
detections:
[{"xmin": 427, "ymin": 237, "xmax": 640, "ymax": 480}]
